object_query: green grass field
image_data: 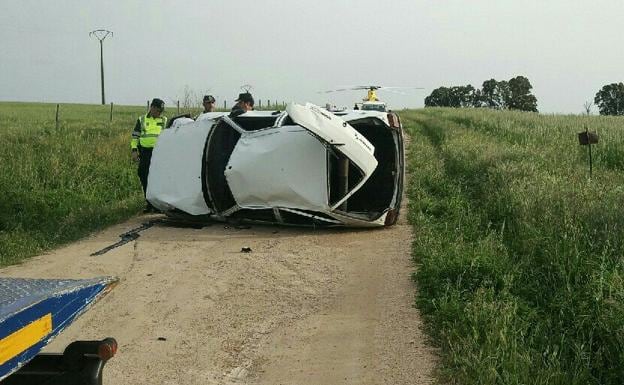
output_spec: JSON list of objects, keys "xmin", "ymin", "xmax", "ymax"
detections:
[
  {"xmin": 402, "ymin": 108, "xmax": 624, "ymax": 384},
  {"xmin": 0, "ymin": 102, "xmax": 151, "ymax": 266}
]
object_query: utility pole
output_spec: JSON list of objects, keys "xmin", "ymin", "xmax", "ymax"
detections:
[{"xmin": 89, "ymin": 29, "xmax": 113, "ymax": 105}]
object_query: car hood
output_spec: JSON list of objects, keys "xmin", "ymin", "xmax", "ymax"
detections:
[
  {"xmin": 287, "ymin": 103, "xmax": 377, "ymax": 174},
  {"xmin": 287, "ymin": 103, "xmax": 378, "ymax": 209}
]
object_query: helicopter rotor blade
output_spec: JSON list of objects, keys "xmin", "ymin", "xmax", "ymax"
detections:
[
  {"xmin": 377, "ymin": 86, "xmax": 424, "ymax": 90},
  {"xmin": 319, "ymin": 88, "xmax": 355, "ymax": 93},
  {"xmin": 381, "ymin": 88, "xmax": 409, "ymax": 96},
  {"xmin": 320, "ymin": 86, "xmax": 372, "ymax": 93},
  {"xmin": 352, "ymin": 85, "xmax": 382, "ymax": 90},
  {"xmin": 320, "ymin": 85, "xmax": 423, "ymax": 93}
]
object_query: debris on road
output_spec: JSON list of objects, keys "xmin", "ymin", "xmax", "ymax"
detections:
[{"xmin": 90, "ymin": 219, "xmax": 162, "ymax": 256}]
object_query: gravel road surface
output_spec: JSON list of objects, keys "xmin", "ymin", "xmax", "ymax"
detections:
[{"xmin": 2, "ymin": 205, "xmax": 436, "ymax": 384}]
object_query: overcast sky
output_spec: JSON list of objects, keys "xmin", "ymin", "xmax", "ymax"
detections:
[{"xmin": 1, "ymin": 1, "xmax": 622, "ymax": 113}]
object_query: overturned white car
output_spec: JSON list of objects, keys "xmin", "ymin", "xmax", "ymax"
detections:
[{"xmin": 146, "ymin": 103, "xmax": 404, "ymax": 227}]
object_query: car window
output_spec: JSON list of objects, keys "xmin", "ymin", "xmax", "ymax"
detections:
[
  {"xmin": 361, "ymin": 104, "xmax": 386, "ymax": 112},
  {"xmin": 232, "ymin": 116, "xmax": 279, "ymax": 131},
  {"xmin": 327, "ymin": 150, "xmax": 364, "ymax": 206}
]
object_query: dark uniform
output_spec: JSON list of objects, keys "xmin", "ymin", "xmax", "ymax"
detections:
[
  {"xmin": 131, "ymin": 98, "xmax": 167, "ymax": 212},
  {"xmin": 230, "ymin": 92, "xmax": 254, "ymax": 117}
]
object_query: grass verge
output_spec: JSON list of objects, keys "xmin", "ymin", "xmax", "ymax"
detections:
[
  {"xmin": 403, "ymin": 108, "xmax": 624, "ymax": 384},
  {"xmin": 0, "ymin": 102, "xmax": 148, "ymax": 267}
]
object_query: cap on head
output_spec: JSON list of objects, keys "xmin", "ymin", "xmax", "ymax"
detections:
[
  {"xmin": 150, "ymin": 98, "xmax": 165, "ymax": 110},
  {"xmin": 203, "ymin": 95, "xmax": 216, "ymax": 103},
  {"xmin": 235, "ymin": 92, "xmax": 254, "ymax": 106}
]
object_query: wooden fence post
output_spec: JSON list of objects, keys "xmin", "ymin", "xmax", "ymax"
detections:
[
  {"xmin": 177, "ymin": 100, "xmax": 180, "ymax": 114},
  {"xmin": 146, "ymin": 100, "xmax": 150, "ymax": 112},
  {"xmin": 55, "ymin": 104, "xmax": 60, "ymax": 130},
  {"xmin": 110, "ymin": 102, "xmax": 113, "ymax": 122}
]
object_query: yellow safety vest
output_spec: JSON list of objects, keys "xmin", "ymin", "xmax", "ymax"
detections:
[{"xmin": 130, "ymin": 114, "xmax": 167, "ymax": 149}]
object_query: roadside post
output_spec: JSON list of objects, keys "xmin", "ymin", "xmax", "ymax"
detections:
[
  {"xmin": 177, "ymin": 100, "xmax": 180, "ymax": 114},
  {"xmin": 110, "ymin": 102, "xmax": 113, "ymax": 122},
  {"xmin": 55, "ymin": 104, "xmax": 60, "ymax": 130},
  {"xmin": 578, "ymin": 125, "xmax": 598, "ymax": 177}
]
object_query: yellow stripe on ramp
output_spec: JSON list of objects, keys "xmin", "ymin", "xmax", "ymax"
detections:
[{"xmin": 0, "ymin": 313, "xmax": 52, "ymax": 365}]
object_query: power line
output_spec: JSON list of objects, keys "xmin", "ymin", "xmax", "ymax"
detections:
[{"xmin": 89, "ymin": 29, "xmax": 113, "ymax": 105}]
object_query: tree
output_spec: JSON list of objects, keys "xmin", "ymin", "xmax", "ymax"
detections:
[
  {"xmin": 472, "ymin": 89, "xmax": 484, "ymax": 108},
  {"xmin": 507, "ymin": 76, "xmax": 538, "ymax": 112},
  {"xmin": 481, "ymin": 79, "xmax": 500, "ymax": 108},
  {"xmin": 424, "ymin": 87, "xmax": 452, "ymax": 107},
  {"xmin": 452, "ymin": 85, "xmax": 476, "ymax": 108},
  {"xmin": 594, "ymin": 83, "xmax": 624, "ymax": 115},
  {"xmin": 424, "ymin": 85, "xmax": 476, "ymax": 108},
  {"xmin": 498, "ymin": 80, "xmax": 512, "ymax": 109},
  {"xmin": 480, "ymin": 79, "xmax": 510, "ymax": 109}
]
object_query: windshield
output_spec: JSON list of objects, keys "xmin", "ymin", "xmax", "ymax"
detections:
[{"xmin": 361, "ymin": 103, "xmax": 386, "ymax": 112}]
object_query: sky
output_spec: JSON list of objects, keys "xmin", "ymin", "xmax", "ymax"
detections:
[{"xmin": 1, "ymin": 0, "xmax": 622, "ymax": 114}]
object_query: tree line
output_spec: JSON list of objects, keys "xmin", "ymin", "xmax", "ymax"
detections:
[
  {"xmin": 424, "ymin": 76, "xmax": 538, "ymax": 112},
  {"xmin": 425, "ymin": 76, "xmax": 624, "ymax": 116}
]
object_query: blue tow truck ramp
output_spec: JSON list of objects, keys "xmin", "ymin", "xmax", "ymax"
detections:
[{"xmin": 0, "ymin": 276, "xmax": 118, "ymax": 383}]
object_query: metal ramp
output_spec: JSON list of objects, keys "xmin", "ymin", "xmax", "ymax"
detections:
[{"xmin": 0, "ymin": 277, "xmax": 117, "ymax": 382}]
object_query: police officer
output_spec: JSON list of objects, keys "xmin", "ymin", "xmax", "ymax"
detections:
[
  {"xmin": 202, "ymin": 95, "xmax": 216, "ymax": 113},
  {"xmin": 131, "ymin": 98, "xmax": 167, "ymax": 213},
  {"xmin": 230, "ymin": 92, "xmax": 254, "ymax": 117}
]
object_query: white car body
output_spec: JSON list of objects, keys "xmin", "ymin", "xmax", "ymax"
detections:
[{"xmin": 147, "ymin": 102, "xmax": 404, "ymax": 227}]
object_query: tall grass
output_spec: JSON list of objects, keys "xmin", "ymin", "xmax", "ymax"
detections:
[
  {"xmin": 404, "ymin": 108, "xmax": 624, "ymax": 384},
  {"xmin": 0, "ymin": 102, "xmax": 150, "ymax": 266}
]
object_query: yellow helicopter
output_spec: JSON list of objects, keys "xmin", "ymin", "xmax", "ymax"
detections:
[{"xmin": 322, "ymin": 85, "xmax": 422, "ymax": 112}]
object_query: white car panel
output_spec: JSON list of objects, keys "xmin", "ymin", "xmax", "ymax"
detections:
[
  {"xmin": 332, "ymin": 110, "xmax": 390, "ymax": 125},
  {"xmin": 286, "ymin": 103, "xmax": 379, "ymax": 209},
  {"xmin": 287, "ymin": 103, "xmax": 377, "ymax": 174},
  {"xmin": 147, "ymin": 118, "xmax": 215, "ymax": 215},
  {"xmin": 225, "ymin": 126, "xmax": 330, "ymax": 211}
]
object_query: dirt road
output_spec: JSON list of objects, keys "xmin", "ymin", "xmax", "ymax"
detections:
[{"xmin": 1, "ymin": 209, "xmax": 437, "ymax": 384}]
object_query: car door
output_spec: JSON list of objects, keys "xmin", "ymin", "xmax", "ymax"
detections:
[{"xmin": 286, "ymin": 103, "xmax": 378, "ymax": 209}]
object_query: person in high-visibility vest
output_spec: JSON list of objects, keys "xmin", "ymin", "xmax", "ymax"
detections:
[{"xmin": 131, "ymin": 98, "xmax": 167, "ymax": 213}]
